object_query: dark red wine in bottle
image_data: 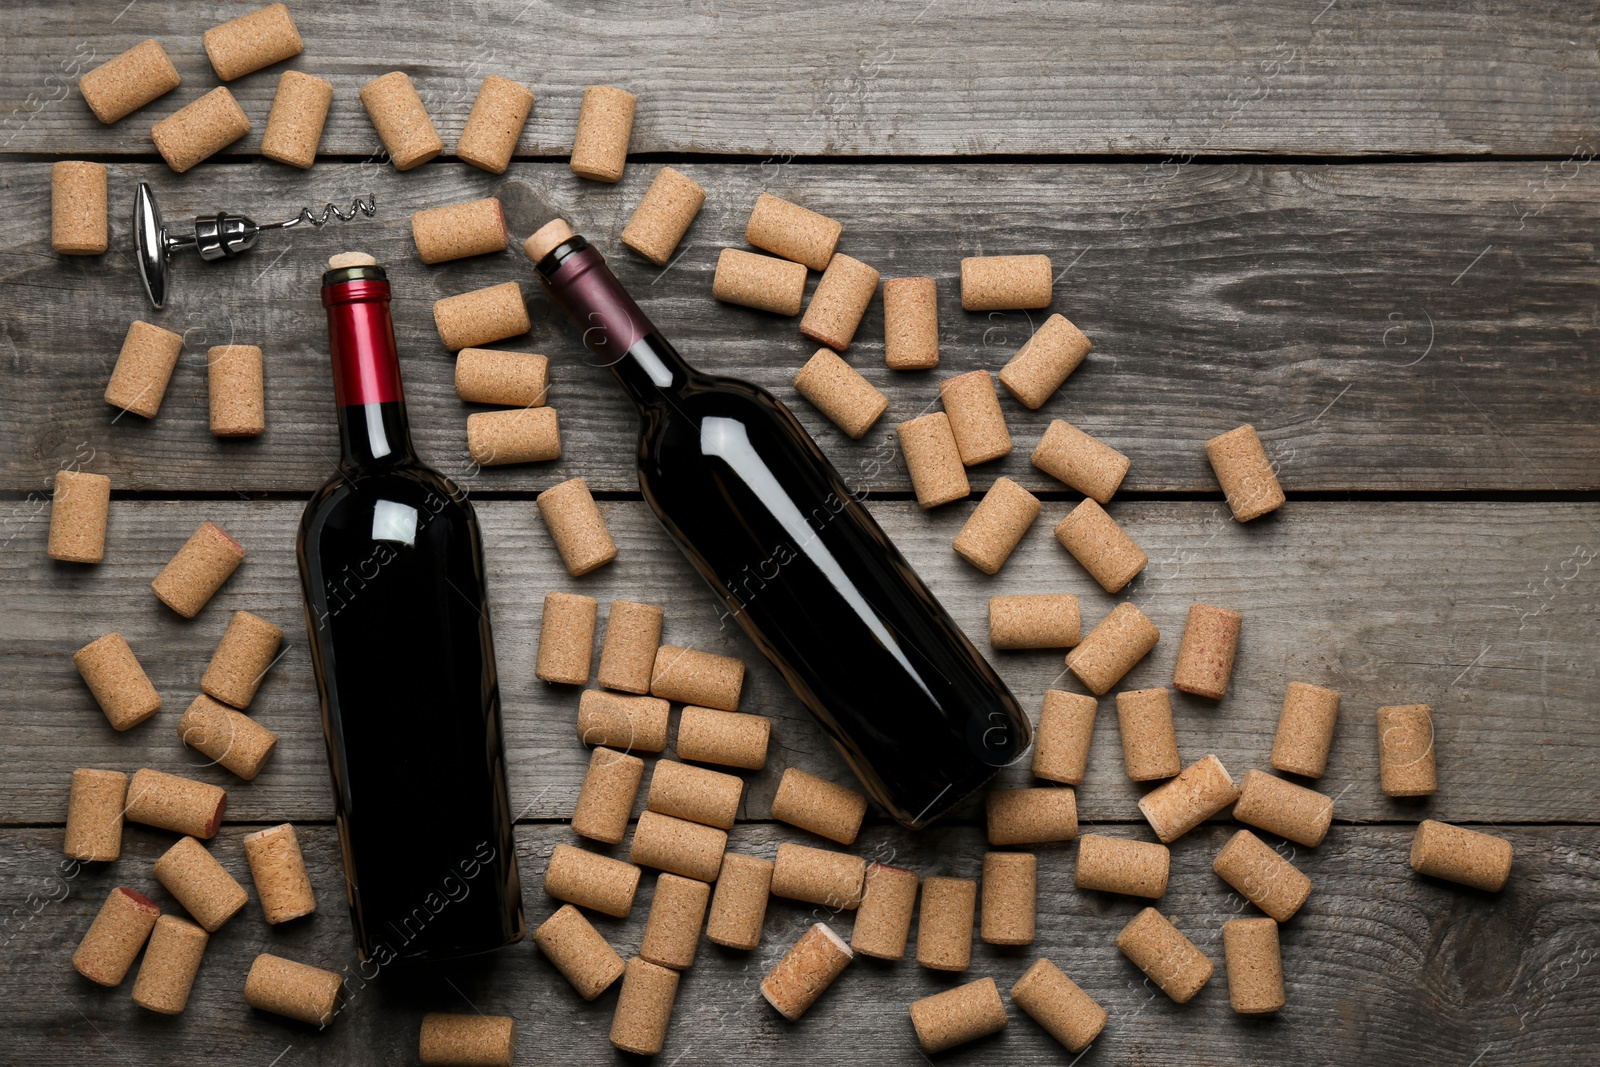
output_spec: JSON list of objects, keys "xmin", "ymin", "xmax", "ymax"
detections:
[
  {"xmin": 296, "ymin": 260, "xmax": 523, "ymax": 964},
  {"xmin": 534, "ymin": 237, "xmax": 1031, "ymax": 828}
]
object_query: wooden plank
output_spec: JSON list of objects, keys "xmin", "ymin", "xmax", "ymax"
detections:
[
  {"xmin": 2, "ymin": 822, "xmax": 1596, "ymax": 1065},
  {"xmin": 1, "ymin": 1, "xmax": 1596, "ymax": 158},
  {"xmin": 3, "ymin": 498, "xmax": 1596, "ymax": 825},
  {"xmin": 2, "ymin": 161, "xmax": 1597, "ymax": 494}
]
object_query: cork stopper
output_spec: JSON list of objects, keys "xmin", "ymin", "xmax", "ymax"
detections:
[
  {"xmin": 712, "ymin": 248, "xmax": 808, "ymax": 316},
  {"xmin": 524, "ymin": 219, "xmax": 574, "ymax": 264},
  {"xmin": 576, "ymin": 690, "xmax": 669, "ymax": 753},
  {"xmin": 535, "ymin": 591, "xmax": 597, "ymax": 685},
  {"xmin": 1010, "ymin": 958, "xmax": 1107, "ymax": 1053},
  {"xmin": 650, "ymin": 645, "xmax": 744, "ymax": 711},
  {"xmin": 999, "ymin": 313, "xmax": 1092, "ymax": 409},
  {"xmin": 178, "ymin": 693, "xmax": 279, "ymax": 780},
  {"xmin": 596, "ymin": 600, "xmax": 663, "ymax": 695},
  {"xmin": 1410, "ymin": 819, "xmax": 1513, "ymax": 892},
  {"xmin": 1115, "ymin": 687, "xmax": 1181, "ymax": 782},
  {"xmin": 1212, "ymin": 829, "xmax": 1313, "ymax": 922},
  {"xmin": 534, "ymin": 904, "xmax": 626, "ymax": 1000},
  {"xmin": 800, "ymin": 254, "xmax": 880, "ymax": 352},
  {"xmin": 770, "ymin": 767, "xmax": 868, "ymax": 846},
  {"xmin": 457, "ymin": 75, "xmax": 535, "ymax": 175},
  {"xmin": 621, "ymin": 167, "xmax": 707, "ymax": 266},
  {"xmin": 704, "ymin": 852, "xmax": 773, "ymax": 951},
  {"xmin": 939, "ymin": 370, "xmax": 1012, "ymax": 465},
  {"xmin": 433, "ymin": 282, "xmax": 530, "ymax": 352},
  {"xmin": 261, "ymin": 71, "xmax": 333, "ymax": 169},
  {"xmin": 201, "ymin": 610, "xmax": 284, "ymax": 710},
  {"xmin": 243, "ymin": 953, "xmax": 343, "ymax": 1026},
  {"xmin": 850, "ymin": 863, "xmax": 918, "ymax": 960},
  {"xmin": 1065, "ymin": 601, "xmax": 1160, "ymax": 695},
  {"xmin": 629, "ymin": 810, "xmax": 728, "ymax": 882},
  {"xmin": 1031, "ymin": 419, "xmax": 1130, "ymax": 503},
  {"xmin": 916, "ymin": 876, "xmax": 976, "ymax": 972},
  {"xmin": 130, "ymin": 914, "xmax": 208, "ymax": 1015},
  {"xmin": 909, "ymin": 977, "xmax": 1008, "ymax": 1053},
  {"xmin": 646, "ymin": 759, "xmax": 744, "ymax": 830},
  {"xmin": 78, "ymin": 39, "xmax": 181, "ymax": 125},
  {"xmin": 745, "ymin": 193, "xmax": 842, "ymax": 270},
  {"xmin": 151, "ymin": 87, "xmax": 252, "ymax": 173},
  {"xmin": 418, "ymin": 1014, "xmax": 514, "ymax": 1067},
  {"xmin": 986, "ymin": 787, "xmax": 1078, "ymax": 846},
  {"xmin": 1115, "ymin": 907, "xmax": 1213, "ymax": 1004},
  {"xmin": 897, "ymin": 411, "xmax": 970, "ymax": 508},
  {"xmin": 1206, "ymin": 423, "xmax": 1285, "ymax": 522},
  {"xmin": 771, "ymin": 842, "xmax": 866, "ymax": 910},
  {"xmin": 153, "ymin": 835, "xmax": 249, "ymax": 932},
  {"xmin": 328, "ymin": 252, "xmax": 377, "ymax": 269},
  {"xmin": 571, "ymin": 746, "xmax": 645, "ymax": 845},
  {"xmin": 1074, "ymin": 833, "xmax": 1171, "ymax": 899},
  {"xmin": 953, "ymin": 477, "xmax": 1040, "ymax": 575},
  {"xmin": 882, "ymin": 276, "xmax": 939, "ymax": 370},
  {"xmin": 570, "ymin": 85, "xmax": 636, "ymax": 183},
  {"xmin": 72, "ymin": 886, "xmax": 160, "ymax": 986},
  {"xmin": 1137, "ymin": 753, "xmax": 1239, "ymax": 844},
  {"xmin": 760, "ymin": 923, "xmax": 854, "ymax": 1021},
  {"xmin": 537, "ymin": 477, "xmax": 617, "ymax": 576},
  {"xmin": 1233, "ymin": 770, "xmax": 1334, "ymax": 848},
  {"xmin": 125, "ymin": 768, "xmax": 226, "ymax": 839},
  {"xmin": 793, "ymin": 347, "xmax": 888, "ymax": 439},
  {"xmin": 243, "ymin": 823, "xmax": 316, "ymax": 924},
  {"xmin": 52, "ymin": 161, "xmax": 108, "ymax": 255},
  {"xmin": 65, "ymin": 768, "xmax": 128, "ymax": 862},
  {"xmin": 1271, "ymin": 681, "xmax": 1341, "ymax": 778},
  {"xmin": 1378, "ymin": 703, "xmax": 1437, "ymax": 796},
  {"xmin": 1222, "ymin": 917, "xmax": 1285, "ymax": 1014},
  {"xmin": 980, "ymin": 851, "xmax": 1037, "ymax": 946},
  {"xmin": 202, "ymin": 3, "xmax": 303, "ymax": 81},
  {"xmin": 639, "ymin": 872, "xmax": 711, "ymax": 970},
  {"xmin": 988, "ymin": 593, "xmax": 1080, "ymax": 650},
  {"xmin": 543, "ymin": 842, "xmax": 641, "ymax": 918},
  {"xmin": 1054, "ymin": 498, "xmax": 1147, "ymax": 594},
  {"xmin": 206, "ymin": 346, "xmax": 265, "ymax": 437},
  {"xmin": 609, "ymin": 957, "xmax": 679, "ymax": 1055},
  {"xmin": 1031, "ymin": 690, "xmax": 1097, "ymax": 786},
  {"xmin": 675, "ymin": 705, "xmax": 770, "ymax": 769},
  {"xmin": 960, "ymin": 254, "xmax": 1052, "ymax": 311},
  {"xmin": 412, "ymin": 198, "xmax": 510, "ymax": 265},
  {"xmin": 105, "ymin": 319, "xmax": 183, "ymax": 419},
  {"xmin": 49, "ymin": 469, "xmax": 111, "ymax": 563},
  {"xmin": 359, "ymin": 71, "xmax": 443, "ymax": 171},
  {"xmin": 151, "ymin": 520, "xmax": 246, "ymax": 619},
  {"xmin": 456, "ymin": 348, "xmax": 550, "ymax": 409},
  {"xmin": 1173, "ymin": 602, "xmax": 1242, "ymax": 700}
]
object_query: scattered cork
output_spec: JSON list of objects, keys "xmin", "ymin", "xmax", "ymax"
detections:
[
  {"xmin": 457, "ymin": 75, "xmax": 534, "ymax": 175},
  {"xmin": 916, "ymin": 876, "xmax": 977, "ymax": 972},
  {"xmin": 327, "ymin": 252, "xmax": 376, "ymax": 269},
  {"xmin": 771, "ymin": 842, "xmax": 866, "ymax": 910},
  {"xmin": 178, "ymin": 693, "xmax": 279, "ymax": 780},
  {"xmin": 72, "ymin": 886, "xmax": 159, "ymax": 986},
  {"xmin": 538, "ymin": 478, "xmax": 617, "ymax": 577},
  {"xmin": 1075, "ymin": 833, "xmax": 1170, "ymax": 899},
  {"xmin": 1031, "ymin": 419, "xmax": 1130, "ymax": 504},
  {"xmin": 1212, "ymin": 829, "xmax": 1313, "ymax": 922},
  {"xmin": 999, "ymin": 314, "xmax": 1091, "ymax": 409},
  {"xmin": 939, "ymin": 370, "xmax": 1012, "ymax": 465},
  {"xmin": 705, "ymin": 852, "xmax": 773, "ymax": 951},
  {"xmin": 1234, "ymin": 770, "xmax": 1334, "ymax": 848},
  {"xmin": 609, "ymin": 957, "xmax": 678, "ymax": 1055},
  {"xmin": 1378, "ymin": 703, "xmax": 1437, "ymax": 797},
  {"xmin": 1173, "ymin": 603, "xmax": 1242, "ymax": 700},
  {"xmin": 79, "ymin": 39, "xmax": 181, "ymax": 124},
  {"xmin": 650, "ymin": 645, "xmax": 743, "ymax": 711},
  {"xmin": 1031, "ymin": 690, "xmax": 1097, "ymax": 786},
  {"xmin": 571, "ymin": 85, "xmax": 636, "ymax": 182},
  {"xmin": 640, "ymin": 873, "xmax": 711, "ymax": 970},
  {"xmin": 800, "ymin": 254, "xmax": 879, "ymax": 352},
  {"xmin": 883, "ymin": 277, "xmax": 939, "ymax": 369},
  {"xmin": 1206, "ymin": 424, "xmax": 1284, "ymax": 522},
  {"xmin": 986, "ymin": 788, "xmax": 1078, "ymax": 846},
  {"xmin": 131, "ymin": 914, "xmax": 208, "ymax": 1015},
  {"xmin": 629, "ymin": 810, "xmax": 728, "ymax": 883},
  {"xmin": 988, "ymin": 593, "xmax": 1080, "ymax": 650},
  {"xmin": 1054, "ymin": 498, "xmax": 1147, "ymax": 594},
  {"xmin": 105, "ymin": 320, "xmax": 183, "ymax": 419},
  {"xmin": 125, "ymin": 768, "xmax": 225, "ymax": 839},
  {"xmin": 1410, "ymin": 819, "xmax": 1513, "ymax": 892},
  {"xmin": 1116, "ymin": 907, "xmax": 1213, "ymax": 1004},
  {"xmin": 1011, "ymin": 958, "xmax": 1106, "ymax": 1052},
  {"xmin": 419, "ymin": 1013, "xmax": 515, "ymax": 1067},
  {"xmin": 52, "ymin": 161, "xmax": 108, "ymax": 255},
  {"xmin": 646, "ymin": 759, "xmax": 744, "ymax": 831},
  {"xmin": 960, "ymin": 254, "xmax": 1052, "ymax": 311},
  {"xmin": 793, "ymin": 347, "xmax": 888, "ymax": 439},
  {"xmin": 48, "ymin": 470, "xmax": 111, "ymax": 563},
  {"xmin": 456, "ymin": 348, "xmax": 549, "ymax": 408},
  {"xmin": 1065, "ymin": 602, "xmax": 1160, "ymax": 696},
  {"xmin": 65, "ymin": 768, "xmax": 127, "ymax": 862},
  {"xmin": 1223, "ymin": 917, "xmax": 1284, "ymax": 1014},
  {"xmin": 622, "ymin": 167, "xmax": 706, "ymax": 266},
  {"xmin": 203, "ymin": 3, "xmax": 302, "ymax": 80},
  {"xmin": 909, "ymin": 977, "xmax": 1007, "ymax": 1053},
  {"xmin": 153, "ymin": 835, "xmax": 249, "ymax": 932},
  {"xmin": 536, "ymin": 591, "xmax": 597, "ymax": 686},
  {"xmin": 675, "ymin": 706, "xmax": 770, "ymax": 770},
  {"xmin": 534, "ymin": 904, "xmax": 626, "ymax": 1000},
  {"xmin": 543, "ymin": 842, "xmax": 641, "ymax": 918},
  {"xmin": 207, "ymin": 344, "xmax": 265, "ymax": 438},
  {"xmin": 898, "ymin": 411, "xmax": 970, "ymax": 508},
  {"xmin": 850, "ymin": 863, "xmax": 918, "ymax": 960},
  {"xmin": 260, "ymin": 70, "xmax": 333, "ymax": 168},
  {"xmin": 524, "ymin": 219, "xmax": 574, "ymax": 264},
  {"xmin": 572, "ymin": 746, "xmax": 644, "ymax": 845},
  {"xmin": 712, "ymin": 248, "xmax": 808, "ymax": 316},
  {"xmin": 360, "ymin": 71, "xmax": 443, "ymax": 171},
  {"xmin": 953, "ymin": 477, "xmax": 1040, "ymax": 575},
  {"xmin": 770, "ymin": 768, "xmax": 867, "ymax": 845},
  {"xmin": 597, "ymin": 600, "xmax": 663, "ymax": 695},
  {"xmin": 1115, "ymin": 687, "xmax": 1181, "ymax": 782},
  {"xmin": 1138, "ymin": 754, "xmax": 1239, "ymax": 844},
  {"xmin": 201, "ymin": 610, "xmax": 283, "ymax": 710},
  {"xmin": 1271, "ymin": 681, "xmax": 1341, "ymax": 779},
  {"xmin": 434, "ymin": 282, "xmax": 530, "ymax": 352},
  {"xmin": 761, "ymin": 923, "xmax": 853, "ymax": 1021},
  {"xmin": 981, "ymin": 852, "xmax": 1036, "ymax": 946},
  {"xmin": 74, "ymin": 633, "xmax": 161, "ymax": 731},
  {"xmin": 151, "ymin": 87, "xmax": 252, "ymax": 173},
  {"xmin": 412, "ymin": 198, "xmax": 509, "ymax": 265},
  {"xmin": 745, "ymin": 193, "xmax": 842, "ymax": 271},
  {"xmin": 242, "ymin": 823, "xmax": 316, "ymax": 924},
  {"xmin": 244, "ymin": 953, "xmax": 342, "ymax": 1027},
  {"xmin": 152, "ymin": 520, "xmax": 245, "ymax": 618},
  {"xmin": 576, "ymin": 690, "xmax": 669, "ymax": 753}
]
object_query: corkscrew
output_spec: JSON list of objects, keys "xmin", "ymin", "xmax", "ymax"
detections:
[{"xmin": 133, "ymin": 182, "xmax": 378, "ymax": 308}]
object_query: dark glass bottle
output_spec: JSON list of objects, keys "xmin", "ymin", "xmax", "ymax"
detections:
[
  {"xmin": 534, "ymin": 237, "xmax": 1031, "ymax": 828},
  {"xmin": 296, "ymin": 261, "xmax": 523, "ymax": 965}
]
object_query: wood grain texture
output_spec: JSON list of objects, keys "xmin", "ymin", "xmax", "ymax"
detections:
[
  {"xmin": 1, "ymin": 1, "xmax": 1596, "ymax": 158},
  {"xmin": 2, "ymin": 162, "xmax": 1597, "ymax": 494},
  {"xmin": 3, "ymin": 498, "xmax": 1596, "ymax": 825}
]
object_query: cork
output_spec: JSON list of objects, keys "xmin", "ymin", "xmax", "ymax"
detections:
[
  {"xmin": 203, "ymin": 3, "xmax": 302, "ymax": 80},
  {"xmin": 647, "ymin": 759, "xmax": 743, "ymax": 830},
  {"xmin": 412, "ymin": 199, "xmax": 509, "ymax": 266},
  {"xmin": 434, "ymin": 282, "xmax": 530, "ymax": 352},
  {"xmin": 675, "ymin": 706, "xmax": 770, "ymax": 770},
  {"xmin": 151, "ymin": 87, "xmax": 251, "ymax": 173},
  {"xmin": 1234, "ymin": 770, "xmax": 1334, "ymax": 848},
  {"xmin": 761, "ymin": 923, "xmax": 853, "ymax": 1021},
  {"xmin": 48, "ymin": 469, "xmax": 111, "ymax": 563},
  {"xmin": 572, "ymin": 746, "xmax": 644, "ymax": 845},
  {"xmin": 125, "ymin": 768, "xmax": 226, "ymax": 839},
  {"xmin": 328, "ymin": 252, "xmax": 376, "ymax": 269},
  {"xmin": 1054, "ymin": 499, "xmax": 1147, "ymax": 594},
  {"xmin": 576, "ymin": 690, "xmax": 669, "ymax": 753},
  {"xmin": 882, "ymin": 276, "xmax": 938, "ymax": 369},
  {"xmin": 152, "ymin": 520, "xmax": 245, "ymax": 618},
  {"xmin": 537, "ymin": 477, "xmax": 617, "ymax": 577},
  {"xmin": 609, "ymin": 957, "xmax": 678, "ymax": 1055},
  {"xmin": 207, "ymin": 344, "xmax": 265, "ymax": 437},
  {"xmin": 1031, "ymin": 690, "xmax": 1097, "ymax": 786},
  {"xmin": 981, "ymin": 852, "xmax": 1036, "ymax": 946},
  {"xmin": 745, "ymin": 193, "xmax": 841, "ymax": 271},
  {"xmin": 800, "ymin": 254, "xmax": 879, "ymax": 352},
  {"xmin": 201, "ymin": 610, "xmax": 283, "ymax": 709},
  {"xmin": 939, "ymin": 370, "xmax": 1012, "ymax": 465},
  {"xmin": 72, "ymin": 886, "xmax": 159, "ymax": 986},
  {"xmin": 1116, "ymin": 907, "xmax": 1213, "ymax": 1004},
  {"xmin": 771, "ymin": 842, "xmax": 866, "ymax": 910},
  {"xmin": 52, "ymin": 161, "xmax": 108, "ymax": 255},
  {"xmin": 457, "ymin": 75, "xmax": 534, "ymax": 175},
  {"xmin": 535, "ymin": 591, "xmax": 597, "ymax": 685},
  {"xmin": 916, "ymin": 876, "xmax": 976, "ymax": 971},
  {"xmin": 570, "ymin": 85, "xmax": 636, "ymax": 182},
  {"xmin": 909, "ymin": 977, "xmax": 1007, "ymax": 1053},
  {"xmin": 770, "ymin": 768, "xmax": 867, "ymax": 846},
  {"xmin": 74, "ymin": 633, "xmax": 161, "ymax": 730},
  {"xmin": 1115, "ymin": 687, "xmax": 1181, "ymax": 782},
  {"xmin": 1410, "ymin": 819, "xmax": 1513, "ymax": 892},
  {"xmin": 1212, "ymin": 829, "xmax": 1312, "ymax": 922},
  {"xmin": 360, "ymin": 71, "xmax": 443, "ymax": 171},
  {"xmin": 419, "ymin": 1013, "xmax": 514, "ymax": 1067},
  {"xmin": 153, "ymin": 835, "xmax": 249, "ymax": 932},
  {"xmin": 79, "ymin": 39, "xmax": 181, "ymax": 124},
  {"xmin": 1011, "ymin": 958, "xmax": 1106, "ymax": 1052},
  {"xmin": 712, "ymin": 248, "xmax": 808, "ymax": 316},
  {"xmin": 1271, "ymin": 682, "xmax": 1341, "ymax": 778},
  {"xmin": 898, "ymin": 412, "xmax": 970, "ymax": 508},
  {"xmin": 1075, "ymin": 833, "xmax": 1170, "ymax": 899},
  {"xmin": 1223, "ymin": 917, "xmax": 1284, "ymax": 1014},
  {"xmin": 960, "ymin": 254, "xmax": 1052, "ymax": 311},
  {"xmin": 640, "ymin": 873, "xmax": 711, "ymax": 970},
  {"xmin": 1138, "ymin": 754, "xmax": 1239, "ymax": 844},
  {"xmin": 597, "ymin": 600, "xmax": 663, "ymax": 694},
  {"xmin": 1378, "ymin": 703, "xmax": 1437, "ymax": 797},
  {"xmin": 130, "ymin": 915, "xmax": 208, "ymax": 1015},
  {"xmin": 793, "ymin": 347, "xmax": 888, "ymax": 439},
  {"xmin": 1173, "ymin": 602, "xmax": 1242, "ymax": 700},
  {"xmin": 705, "ymin": 852, "xmax": 773, "ymax": 950},
  {"xmin": 1206, "ymin": 424, "xmax": 1285, "ymax": 522},
  {"xmin": 1065, "ymin": 602, "xmax": 1160, "ymax": 696},
  {"xmin": 630, "ymin": 810, "xmax": 727, "ymax": 882},
  {"xmin": 999, "ymin": 313, "xmax": 1092, "ymax": 409},
  {"xmin": 242, "ymin": 823, "xmax": 316, "ymax": 924},
  {"xmin": 622, "ymin": 167, "xmax": 706, "ymax": 266},
  {"xmin": 65, "ymin": 768, "xmax": 127, "ymax": 862},
  {"xmin": 988, "ymin": 593, "xmax": 1080, "ymax": 650},
  {"xmin": 651, "ymin": 645, "xmax": 744, "ymax": 711},
  {"xmin": 534, "ymin": 904, "xmax": 626, "ymax": 1000},
  {"xmin": 986, "ymin": 788, "xmax": 1078, "ymax": 846},
  {"xmin": 243, "ymin": 953, "xmax": 342, "ymax": 1027},
  {"xmin": 543, "ymin": 842, "xmax": 641, "ymax": 918},
  {"xmin": 105, "ymin": 320, "xmax": 183, "ymax": 418},
  {"xmin": 178, "ymin": 693, "xmax": 279, "ymax": 780},
  {"xmin": 524, "ymin": 219, "xmax": 574, "ymax": 264},
  {"xmin": 850, "ymin": 863, "xmax": 917, "ymax": 960},
  {"xmin": 456, "ymin": 348, "xmax": 549, "ymax": 408},
  {"xmin": 260, "ymin": 70, "xmax": 332, "ymax": 168},
  {"xmin": 953, "ymin": 477, "xmax": 1040, "ymax": 575},
  {"xmin": 1030, "ymin": 419, "xmax": 1130, "ymax": 504}
]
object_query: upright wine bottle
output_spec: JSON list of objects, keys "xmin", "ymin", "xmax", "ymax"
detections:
[
  {"xmin": 296, "ymin": 259, "xmax": 523, "ymax": 965},
  {"xmin": 534, "ymin": 237, "xmax": 1031, "ymax": 828}
]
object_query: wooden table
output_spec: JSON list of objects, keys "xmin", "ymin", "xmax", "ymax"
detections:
[{"xmin": 3, "ymin": 2, "xmax": 1598, "ymax": 1063}]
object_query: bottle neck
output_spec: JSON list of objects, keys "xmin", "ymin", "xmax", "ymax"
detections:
[{"xmin": 322, "ymin": 273, "xmax": 417, "ymax": 469}]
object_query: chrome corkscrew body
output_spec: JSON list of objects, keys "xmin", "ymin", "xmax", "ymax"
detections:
[{"xmin": 134, "ymin": 183, "xmax": 378, "ymax": 308}]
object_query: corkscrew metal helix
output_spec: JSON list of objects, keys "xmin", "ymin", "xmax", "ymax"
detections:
[{"xmin": 133, "ymin": 182, "xmax": 378, "ymax": 308}]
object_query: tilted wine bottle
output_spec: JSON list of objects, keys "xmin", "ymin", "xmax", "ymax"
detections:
[{"xmin": 533, "ymin": 236, "xmax": 1031, "ymax": 828}]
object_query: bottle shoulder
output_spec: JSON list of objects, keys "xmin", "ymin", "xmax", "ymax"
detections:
[{"xmin": 301, "ymin": 463, "xmax": 475, "ymax": 533}]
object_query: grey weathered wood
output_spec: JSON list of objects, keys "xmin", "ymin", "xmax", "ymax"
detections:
[
  {"xmin": 1, "ymin": 1, "xmax": 1596, "ymax": 158},
  {"xmin": 2, "ymin": 161, "xmax": 1597, "ymax": 494},
  {"xmin": 3, "ymin": 497, "xmax": 1596, "ymax": 825},
  {"xmin": 2, "ymin": 822, "xmax": 1596, "ymax": 1065}
]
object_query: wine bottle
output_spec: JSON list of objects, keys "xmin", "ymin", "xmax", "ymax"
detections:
[
  {"xmin": 533, "ymin": 237, "xmax": 1031, "ymax": 828},
  {"xmin": 296, "ymin": 259, "xmax": 524, "ymax": 965}
]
